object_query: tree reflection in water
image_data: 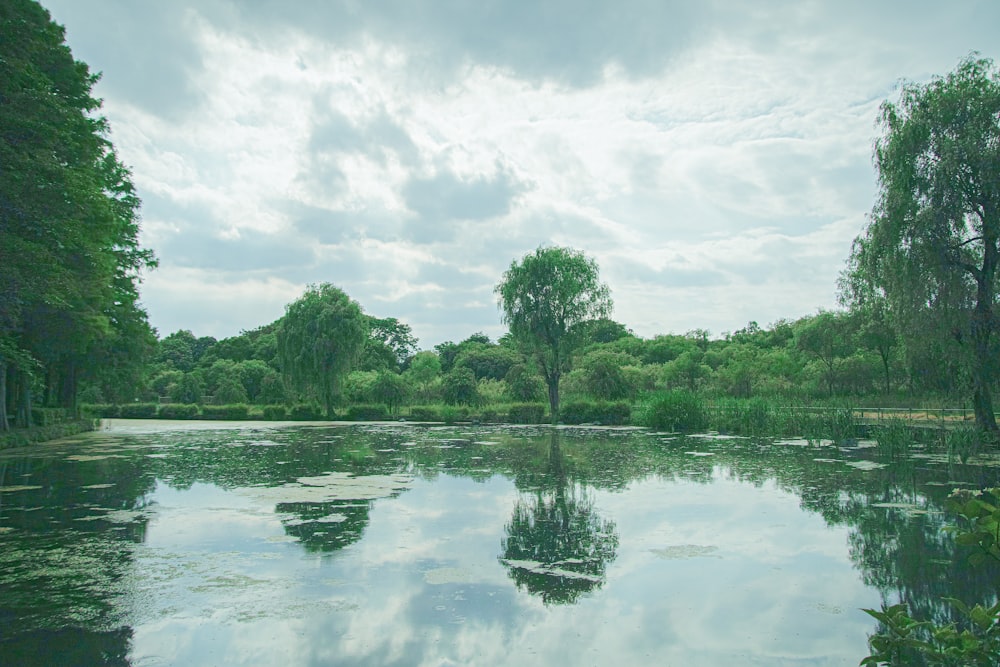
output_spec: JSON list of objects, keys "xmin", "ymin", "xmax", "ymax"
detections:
[{"xmin": 499, "ymin": 430, "xmax": 619, "ymax": 604}]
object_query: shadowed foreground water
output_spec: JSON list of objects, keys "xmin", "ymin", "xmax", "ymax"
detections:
[{"xmin": 1, "ymin": 420, "xmax": 998, "ymax": 666}]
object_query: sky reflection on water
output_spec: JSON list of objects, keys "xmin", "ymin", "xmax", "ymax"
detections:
[{"xmin": 2, "ymin": 421, "xmax": 996, "ymax": 666}]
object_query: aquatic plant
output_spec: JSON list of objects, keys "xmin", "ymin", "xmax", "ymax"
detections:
[
  {"xmin": 873, "ymin": 419, "xmax": 913, "ymax": 460},
  {"xmin": 862, "ymin": 487, "xmax": 1000, "ymax": 666},
  {"xmin": 635, "ymin": 390, "xmax": 706, "ymax": 432}
]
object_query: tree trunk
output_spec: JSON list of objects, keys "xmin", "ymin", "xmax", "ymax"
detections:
[
  {"xmin": 15, "ymin": 370, "xmax": 32, "ymax": 428},
  {"xmin": 970, "ymin": 231, "xmax": 998, "ymax": 432},
  {"xmin": 970, "ymin": 303, "xmax": 997, "ymax": 431},
  {"xmin": 0, "ymin": 358, "xmax": 7, "ymax": 433},
  {"xmin": 547, "ymin": 373, "xmax": 560, "ymax": 424},
  {"xmin": 60, "ymin": 358, "xmax": 77, "ymax": 414}
]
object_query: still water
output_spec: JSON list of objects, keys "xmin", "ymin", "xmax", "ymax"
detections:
[{"xmin": 1, "ymin": 420, "xmax": 998, "ymax": 666}]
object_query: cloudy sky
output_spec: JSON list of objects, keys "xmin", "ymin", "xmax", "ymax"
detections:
[{"xmin": 42, "ymin": 0, "xmax": 1000, "ymax": 349}]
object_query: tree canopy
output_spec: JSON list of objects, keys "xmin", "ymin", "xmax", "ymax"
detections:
[
  {"xmin": 277, "ymin": 284, "xmax": 367, "ymax": 418},
  {"xmin": 496, "ymin": 246, "xmax": 612, "ymax": 422},
  {"xmin": 0, "ymin": 0, "xmax": 155, "ymax": 428},
  {"xmin": 843, "ymin": 55, "xmax": 1000, "ymax": 430}
]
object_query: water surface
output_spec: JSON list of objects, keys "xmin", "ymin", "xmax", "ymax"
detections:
[{"xmin": 1, "ymin": 420, "xmax": 997, "ymax": 666}]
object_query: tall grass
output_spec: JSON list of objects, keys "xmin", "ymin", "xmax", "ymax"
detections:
[{"xmin": 705, "ymin": 398, "xmax": 858, "ymax": 442}]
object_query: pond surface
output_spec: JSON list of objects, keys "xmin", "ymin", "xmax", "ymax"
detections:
[{"xmin": 1, "ymin": 420, "xmax": 999, "ymax": 666}]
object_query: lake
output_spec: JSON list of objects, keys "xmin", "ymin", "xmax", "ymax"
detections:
[{"xmin": 1, "ymin": 420, "xmax": 998, "ymax": 666}]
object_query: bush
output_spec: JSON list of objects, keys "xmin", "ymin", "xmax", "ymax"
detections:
[
  {"xmin": 636, "ymin": 391, "xmax": 706, "ymax": 432},
  {"xmin": 407, "ymin": 405, "xmax": 442, "ymax": 421},
  {"xmin": 346, "ymin": 404, "xmax": 390, "ymax": 421},
  {"xmin": 83, "ymin": 404, "xmax": 120, "ymax": 418},
  {"xmin": 157, "ymin": 403, "xmax": 199, "ymax": 420},
  {"xmin": 119, "ymin": 403, "xmax": 159, "ymax": 419},
  {"xmin": 31, "ymin": 407, "xmax": 72, "ymax": 426},
  {"xmin": 261, "ymin": 405, "xmax": 287, "ymax": 420},
  {"xmin": 559, "ymin": 400, "xmax": 631, "ymax": 425},
  {"xmin": 439, "ymin": 405, "xmax": 470, "ymax": 423},
  {"xmin": 507, "ymin": 402, "xmax": 546, "ymax": 424},
  {"xmin": 289, "ymin": 403, "xmax": 324, "ymax": 420},
  {"xmin": 200, "ymin": 404, "xmax": 249, "ymax": 420}
]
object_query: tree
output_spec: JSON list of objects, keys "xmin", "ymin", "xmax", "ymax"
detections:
[
  {"xmin": 844, "ymin": 56, "xmax": 1000, "ymax": 431},
  {"xmin": 277, "ymin": 284, "xmax": 367, "ymax": 418},
  {"xmin": 496, "ymin": 247, "xmax": 612, "ymax": 422},
  {"xmin": 442, "ymin": 366, "xmax": 479, "ymax": 406},
  {"xmin": 795, "ymin": 311, "xmax": 855, "ymax": 397},
  {"xmin": 405, "ymin": 351, "xmax": 441, "ymax": 402},
  {"xmin": 0, "ymin": 0, "xmax": 156, "ymax": 425}
]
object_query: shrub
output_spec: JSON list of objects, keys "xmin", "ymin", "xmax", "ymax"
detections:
[
  {"xmin": 261, "ymin": 405, "xmax": 287, "ymax": 420},
  {"xmin": 507, "ymin": 402, "xmax": 546, "ymax": 424},
  {"xmin": 157, "ymin": 403, "xmax": 199, "ymax": 420},
  {"xmin": 346, "ymin": 404, "xmax": 390, "ymax": 421},
  {"xmin": 119, "ymin": 403, "xmax": 159, "ymax": 419},
  {"xmin": 289, "ymin": 403, "xmax": 324, "ymax": 420},
  {"xmin": 559, "ymin": 400, "xmax": 631, "ymax": 425},
  {"xmin": 83, "ymin": 404, "xmax": 120, "ymax": 418},
  {"xmin": 439, "ymin": 405, "xmax": 470, "ymax": 423},
  {"xmin": 636, "ymin": 391, "xmax": 706, "ymax": 432},
  {"xmin": 200, "ymin": 404, "xmax": 249, "ymax": 420},
  {"xmin": 443, "ymin": 367, "xmax": 480, "ymax": 406},
  {"xmin": 408, "ymin": 405, "xmax": 442, "ymax": 421},
  {"xmin": 31, "ymin": 407, "xmax": 72, "ymax": 426}
]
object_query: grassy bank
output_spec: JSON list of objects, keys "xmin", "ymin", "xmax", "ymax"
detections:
[{"xmin": 0, "ymin": 419, "xmax": 98, "ymax": 451}]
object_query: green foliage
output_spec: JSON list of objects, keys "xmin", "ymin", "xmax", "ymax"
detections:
[
  {"xmin": 559, "ymin": 400, "xmax": 631, "ymax": 426},
  {"xmin": 119, "ymin": 403, "xmax": 158, "ymax": 419},
  {"xmin": 83, "ymin": 403, "xmax": 120, "ymax": 418},
  {"xmin": 370, "ymin": 372, "xmax": 410, "ymax": 415},
  {"xmin": 0, "ymin": 0, "xmax": 156, "ymax": 419},
  {"xmin": 168, "ymin": 372, "xmax": 204, "ymax": 405},
  {"xmin": 496, "ymin": 246, "xmax": 612, "ymax": 422},
  {"xmin": 873, "ymin": 420, "xmax": 914, "ymax": 460},
  {"xmin": 260, "ymin": 405, "xmax": 287, "ymax": 420},
  {"xmin": 156, "ymin": 403, "xmax": 199, "ymax": 420},
  {"xmin": 945, "ymin": 426, "xmax": 981, "ymax": 464},
  {"xmin": 439, "ymin": 405, "xmax": 470, "ymax": 423},
  {"xmin": 443, "ymin": 366, "xmax": 480, "ymax": 406},
  {"xmin": 407, "ymin": 405, "xmax": 442, "ymax": 422},
  {"xmin": 635, "ymin": 391, "xmax": 706, "ymax": 432},
  {"xmin": 30, "ymin": 407, "xmax": 71, "ymax": 426},
  {"xmin": 861, "ymin": 488, "xmax": 1000, "ymax": 666},
  {"xmin": 507, "ymin": 403, "xmax": 546, "ymax": 424},
  {"xmin": 406, "ymin": 351, "xmax": 442, "ymax": 399},
  {"xmin": 289, "ymin": 403, "xmax": 324, "ymax": 420},
  {"xmin": 844, "ymin": 55, "xmax": 1000, "ymax": 431},
  {"xmin": 214, "ymin": 374, "xmax": 249, "ymax": 405},
  {"xmin": 345, "ymin": 404, "xmax": 390, "ymax": 421},
  {"xmin": 200, "ymin": 404, "xmax": 249, "ymax": 421},
  {"xmin": 504, "ymin": 363, "xmax": 545, "ymax": 401},
  {"xmin": 576, "ymin": 350, "xmax": 639, "ymax": 401},
  {"xmin": 277, "ymin": 283, "xmax": 367, "ymax": 418}
]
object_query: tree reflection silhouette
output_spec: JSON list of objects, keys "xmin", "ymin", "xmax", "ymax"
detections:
[{"xmin": 499, "ymin": 430, "xmax": 619, "ymax": 604}]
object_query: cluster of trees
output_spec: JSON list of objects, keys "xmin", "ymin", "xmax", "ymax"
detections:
[{"xmin": 1, "ymin": 1, "xmax": 156, "ymax": 431}]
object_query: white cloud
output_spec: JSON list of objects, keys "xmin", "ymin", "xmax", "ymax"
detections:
[{"xmin": 43, "ymin": 0, "xmax": 1000, "ymax": 345}]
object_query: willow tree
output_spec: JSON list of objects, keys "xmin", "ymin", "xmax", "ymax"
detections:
[
  {"xmin": 496, "ymin": 246, "xmax": 612, "ymax": 422},
  {"xmin": 844, "ymin": 56, "xmax": 1000, "ymax": 431},
  {"xmin": 277, "ymin": 284, "xmax": 367, "ymax": 418}
]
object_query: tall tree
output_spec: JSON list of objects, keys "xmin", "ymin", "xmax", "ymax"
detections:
[
  {"xmin": 496, "ymin": 246, "xmax": 612, "ymax": 422},
  {"xmin": 277, "ymin": 284, "xmax": 367, "ymax": 418},
  {"xmin": 844, "ymin": 56, "xmax": 1000, "ymax": 430},
  {"xmin": 0, "ymin": 0, "xmax": 155, "ymax": 425}
]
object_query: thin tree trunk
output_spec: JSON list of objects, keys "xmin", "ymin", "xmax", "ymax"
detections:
[
  {"xmin": 970, "ymin": 231, "xmax": 998, "ymax": 432},
  {"xmin": 0, "ymin": 358, "xmax": 7, "ymax": 433},
  {"xmin": 15, "ymin": 370, "xmax": 32, "ymax": 428}
]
